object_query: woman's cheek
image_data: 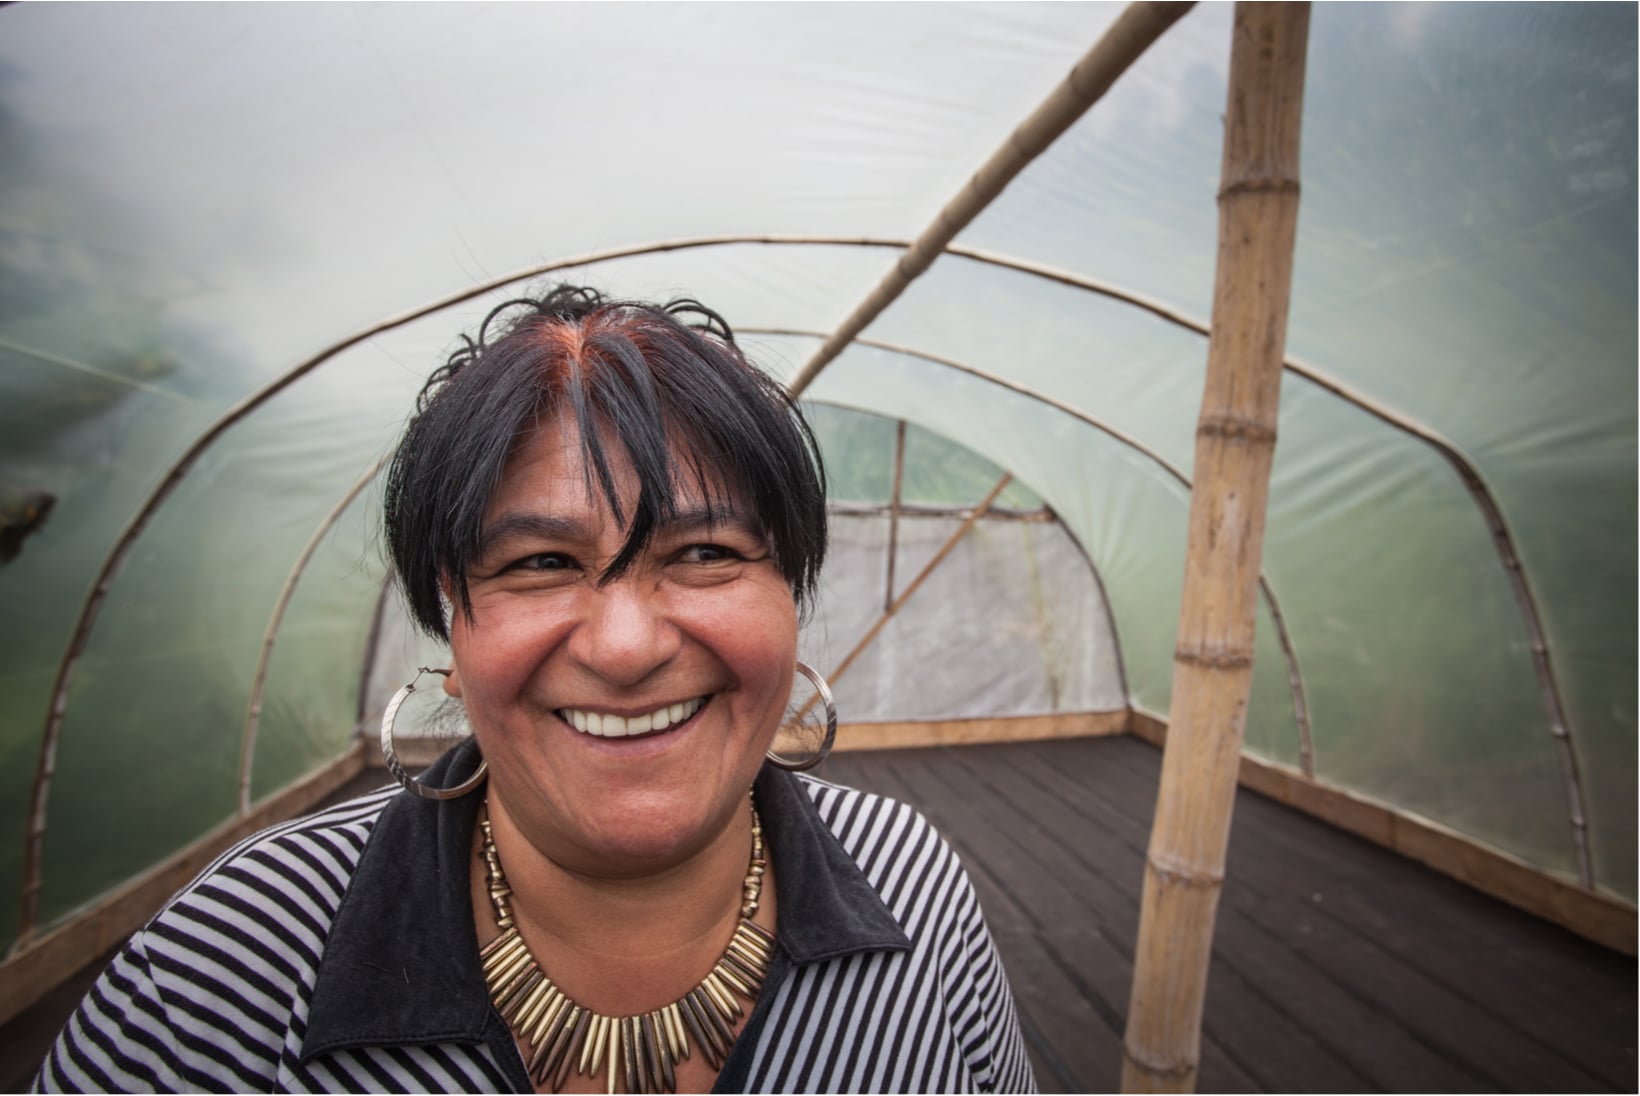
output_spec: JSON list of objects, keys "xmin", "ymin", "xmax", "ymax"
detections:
[{"xmin": 456, "ymin": 599, "xmax": 573, "ymax": 705}]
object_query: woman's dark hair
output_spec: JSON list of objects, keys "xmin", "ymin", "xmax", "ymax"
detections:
[{"xmin": 384, "ymin": 284, "xmax": 828, "ymax": 641}]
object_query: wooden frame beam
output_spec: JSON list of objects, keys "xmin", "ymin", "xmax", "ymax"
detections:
[{"xmin": 835, "ymin": 711, "xmax": 1128, "ymax": 751}]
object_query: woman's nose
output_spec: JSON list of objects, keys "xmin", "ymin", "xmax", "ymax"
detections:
[{"xmin": 568, "ymin": 580, "xmax": 681, "ymax": 686}]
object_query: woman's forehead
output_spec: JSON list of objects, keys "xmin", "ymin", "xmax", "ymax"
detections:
[{"xmin": 492, "ymin": 411, "xmax": 744, "ymax": 521}]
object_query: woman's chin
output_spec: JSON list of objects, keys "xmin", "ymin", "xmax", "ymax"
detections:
[{"xmin": 554, "ymin": 794, "xmax": 739, "ymax": 875}]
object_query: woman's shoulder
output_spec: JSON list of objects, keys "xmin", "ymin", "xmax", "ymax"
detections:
[
  {"xmin": 787, "ymin": 770, "xmax": 931, "ymax": 835},
  {"xmin": 746, "ymin": 773, "xmax": 1037, "ymax": 1093},
  {"xmin": 34, "ymin": 785, "xmax": 406, "ymax": 1093},
  {"xmin": 153, "ymin": 782, "xmax": 401, "ymax": 939},
  {"xmin": 786, "ymin": 771, "xmax": 974, "ymax": 919}
]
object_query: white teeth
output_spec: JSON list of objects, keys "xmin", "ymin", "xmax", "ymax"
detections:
[{"xmin": 562, "ymin": 696, "xmax": 705, "ymax": 739}]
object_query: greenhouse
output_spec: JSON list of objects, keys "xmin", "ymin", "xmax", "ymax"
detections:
[{"xmin": 0, "ymin": 2, "xmax": 1633, "ymax": 1091}]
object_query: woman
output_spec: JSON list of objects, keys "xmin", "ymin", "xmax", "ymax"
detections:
[{"xmin": 37, "ymin": 286, "xmax": 1035, "ymax": 1094}]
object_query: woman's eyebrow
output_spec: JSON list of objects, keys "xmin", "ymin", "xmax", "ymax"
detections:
[
  {"xmin": 659, "ymin": 503, "xmax": 760, "ymax": 536},
  {"xmin": 476, "ymin": 513, "xmax": 587, "ymax": 556}
]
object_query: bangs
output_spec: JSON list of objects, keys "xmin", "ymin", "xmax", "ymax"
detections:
[{"xmin": 384, "ymin": 285, "xmax": 827, "ymax": 642}]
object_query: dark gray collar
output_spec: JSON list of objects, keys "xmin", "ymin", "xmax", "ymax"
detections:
[{"xmin": 302, "ymin": 740, "xmax": 910, "ymax": 1069}]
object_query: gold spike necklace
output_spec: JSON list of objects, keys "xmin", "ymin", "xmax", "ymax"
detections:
[{"xmin": 478, "ymin": 794, "xmax": 772, "ymax": 1094}]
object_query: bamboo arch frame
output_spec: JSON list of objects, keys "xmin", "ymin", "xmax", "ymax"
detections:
[
  {"xmin": 921, "ymin": 247, "xmax": 1591, "ymax": 886},
  {"xmin": 230, "ymin": 341, "xmax": 1285, "ymax": 814},
  {"xmin": 754, "ymin": 328, "xmax": 1313, "ymax": 774},
  {"xmin": 356, "ymin": 566, "xmax": 401, "ymax": 730},
  {"xmin": 237, "ymin": 453, "xmax": 390, "ymax": 815},
  {"xmin": 18, "ymin": 231, "xmax": 1592, "ymax": 943},
  {"xmin": 239, "ymin": 406, "xmax": 1131, "ymax": 812},
  {"xmin": 15, "ymin": 233, "xmax": 862, "ymax": 943}
]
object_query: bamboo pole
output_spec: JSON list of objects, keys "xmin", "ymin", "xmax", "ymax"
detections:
[
  {"xmin": 784, "ymin": 1, "xmax": 1195, "ymax": 399},
  {"xmin": 1121, "ymin": 5, "xmax": 1309, "ymax": 1092},
  {"xmin": 829, "ymin": 501, "xmax": 1053, "ymax": 522},
  {"xmin": 884, "ymin": 420, "xmax": 907, "ymax": 610}
]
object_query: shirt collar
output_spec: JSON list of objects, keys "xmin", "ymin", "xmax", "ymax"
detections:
[
  {"xmin": 752, "ymin": 763, "xmax": 912, "ymax": 963},
  {"xmin": 300, "ymin": 741, "xmax": 492, "ymax": 1061},
  {"xmin": 303, "ymin": 741, "xmax": 909, "ymax": 1060}
]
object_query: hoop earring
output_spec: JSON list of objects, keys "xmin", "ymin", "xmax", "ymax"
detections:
[
  {"xmin": 766, "ymin": 662, "xmax": 837, "ymax": 772},
  {"xmin": 380, "ymin": 667, "xmax": 488, "ymax": 800}
]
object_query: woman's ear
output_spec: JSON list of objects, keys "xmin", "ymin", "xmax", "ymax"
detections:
[{"xmin": 443, "ymin": 665, "xmax": 463, "ymax": 698}]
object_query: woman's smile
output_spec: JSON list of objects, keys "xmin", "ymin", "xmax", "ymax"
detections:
[{"xmin": 559, "ymin": 694, "xmax": 708, "ymax": 738}]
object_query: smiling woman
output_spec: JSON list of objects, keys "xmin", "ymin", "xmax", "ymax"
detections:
[{"xmin": 35, "ymin": 286, "xmax": 1036, "ymax": 1094}]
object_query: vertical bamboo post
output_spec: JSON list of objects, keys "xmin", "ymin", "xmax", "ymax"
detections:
[{"xmin": 1121, "ymin": 4, "xmax": 1309, "ymax": 1092}]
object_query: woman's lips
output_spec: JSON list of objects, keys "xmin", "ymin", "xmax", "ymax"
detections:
[{"xmin": 558, "ymin": 695, "xmax": 707, "ymax": 739}]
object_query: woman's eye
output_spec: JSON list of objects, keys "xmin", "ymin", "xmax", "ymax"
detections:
[
  {"xmin": 510, "ymin": 552, "xmax": 575, "ymax": 572},
  {"xmin": 679, "ymin": 543, "xmax": 740, "ymax": 564}
]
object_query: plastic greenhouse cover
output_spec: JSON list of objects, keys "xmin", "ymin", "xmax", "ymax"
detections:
[
  {"xmin": 852, "ymin": 254, "xmax": 1586, "ymax": 874},
  {"xmin": 791, "ymin": 338, "xmax": 1582, "ymax": 883},
  {"xmin": 806, "ymin": 514, "xmax": 1123, "ymax": 721},
  {"xmin": 1, "ymin": 0, "xmax": 1633, "ymax": 947},
  {"xmin": 800, "ymin": 405, "xmax": 1119, "ymax": 720},
  {"xmin": 953, "ymin": 1, "xmax": 1635, "ymax": 886}
]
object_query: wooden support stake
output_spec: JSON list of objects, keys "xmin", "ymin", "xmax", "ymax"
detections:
[{"xmin": 1121, "ymin": 5, "xmax": 1309, "ymax": 1092}]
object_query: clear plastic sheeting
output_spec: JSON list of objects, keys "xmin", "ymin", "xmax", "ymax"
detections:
[
  {"xmin": 801, "ymin": 404, "xmax": 1118, "ymax": 723},
  {"xmin": 803, "ymin": 514, "xmax": 1122, "ymax": 724},
  {"xmin": 0, "ymin": 2, "xmax": 1121, "ymax": 397},
  {"xmin": 22, "ymin": 391, "xmax": 397, "ymax": 932},
  {"xmin": 248, "ymin": 493, "xmax": 388, "ymax": 803},
  {"xmin": 791, "ymin": 337, "xmax": 1290, "ymax": 726},
  {"xmin": 0, "ymin": 0, "xmax": 1633, "ymax": 954},
  {"xmin": 1263, "ymin": 386, "xmax": 1572, "ymax": 877}
]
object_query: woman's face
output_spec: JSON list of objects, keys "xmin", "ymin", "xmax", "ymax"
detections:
[{"xmin": 446, "ymin": 411, "xmax": 798, "ymax": 875}]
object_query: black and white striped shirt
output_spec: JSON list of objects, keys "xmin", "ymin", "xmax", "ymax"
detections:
[{"xmin": 37, "ymin": 744, "xmax": 1036, "ymax": 1093}]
